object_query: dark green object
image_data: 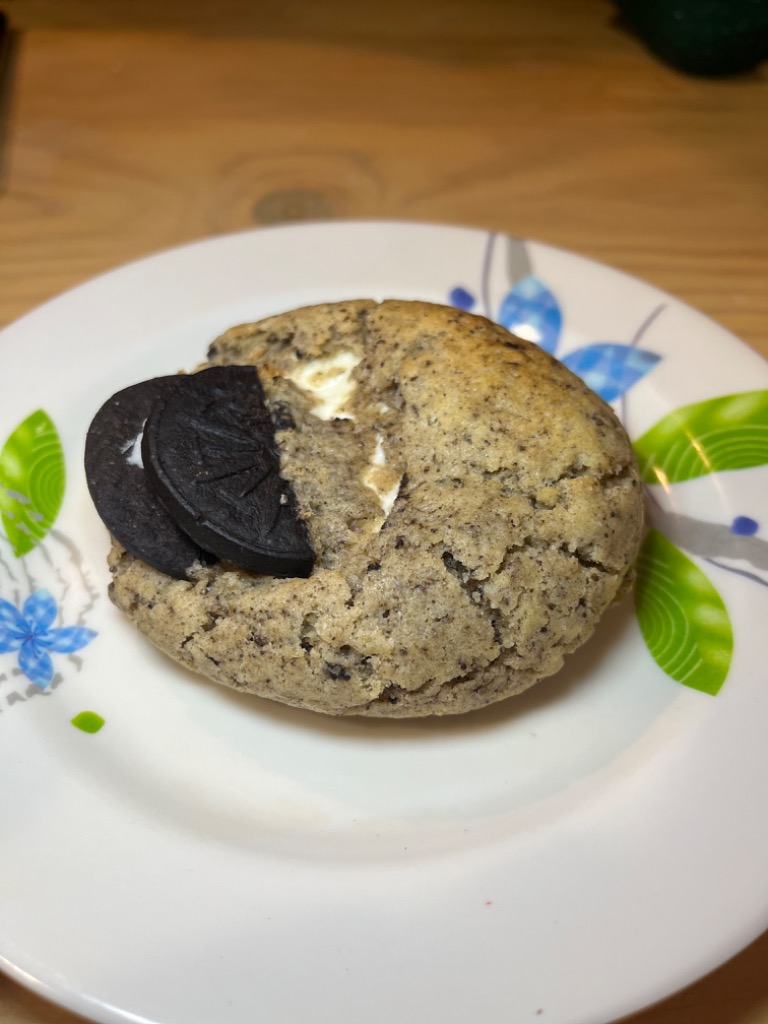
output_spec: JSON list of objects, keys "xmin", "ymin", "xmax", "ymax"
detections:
[{"xmin": 616, "ymin": 0, "xmax": 768, "ymax": 75}]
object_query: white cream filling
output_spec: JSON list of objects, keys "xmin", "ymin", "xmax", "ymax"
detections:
[
  {"xmin": 286, "ymin": 351, "xmax": 362, "ymax": 421},
  {"xmin": 121, "ymin": 427, "xmax": 145, "ymax": 469}
]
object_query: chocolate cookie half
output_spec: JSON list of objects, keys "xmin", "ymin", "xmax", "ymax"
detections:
[{"xmin": 104, "ymin": 300, "xmax": 644, "ymax": 717}]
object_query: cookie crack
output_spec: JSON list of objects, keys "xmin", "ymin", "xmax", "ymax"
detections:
[
  {"xmin": 557, "ymin": 542, "xmax": 619, "ymax": 577},
  {"xmin": 440, "ymin": 549, "xmax": 506, "ymax": 656},
  {"xmin": 366, "ymin": 674, "xmax": 447, "ymax": 710},
  {"xmin": 552, "ymin": 462, "xmax": 636, "ymax": 488},
  {"xmin": 480, "ymin": 462, "xmax": 635, "ymax": 506}
]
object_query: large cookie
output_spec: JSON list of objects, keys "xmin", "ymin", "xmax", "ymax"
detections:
[{"xmin": 106, "ymin": 300, "xmax": 644, "ymax": 717}]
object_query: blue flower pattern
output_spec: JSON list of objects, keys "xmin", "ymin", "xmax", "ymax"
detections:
[
  {"xmin": 561, "ymin": 343, "xmax": 661, "ymax": 404},
  {"xmin": 450, "ymin": 241, "xmax": 660, "ymax": 403},
  {"xmin": 497, "ymin": 276, "xmax": 562, "ymax": 355},
  {"xmin": 0, "ymin": 589, "xmax": 96, "ymax": 689}
]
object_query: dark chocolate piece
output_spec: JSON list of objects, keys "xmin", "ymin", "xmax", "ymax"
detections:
[
  {"xmin": 142, "ymin": 366, "xmax": 315, "ymax": 577},
  {"xmin": 84, "ymin": 377, "xmax": 212, "ymax": 580}
]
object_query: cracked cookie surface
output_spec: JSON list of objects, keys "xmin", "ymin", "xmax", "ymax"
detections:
[{"xmin": 107, "ymin": 300, "xmax": 644, "ymax": 716}]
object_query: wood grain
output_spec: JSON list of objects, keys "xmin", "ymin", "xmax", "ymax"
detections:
[
  {"xmin": 1, "ymin": 0, "xmax": 766, "ymax": 351},
  {"xmin": 0, "ymin": 1, "xmax": 766, "ymax": 1022}
]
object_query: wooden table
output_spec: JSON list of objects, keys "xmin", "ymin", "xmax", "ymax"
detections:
[{"xmin": 0, "ymin": 2, "xmax": 766, "ymax": 1022}]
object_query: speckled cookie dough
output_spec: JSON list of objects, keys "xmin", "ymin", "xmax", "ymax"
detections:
[{"xmin": 107, "ymin": 300, "xmax": 644, "ymax": 716}]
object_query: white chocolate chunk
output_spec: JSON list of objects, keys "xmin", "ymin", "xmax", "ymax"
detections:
[
  {"xmin": 286, "ymin": 351, "xmax": 362, "ymax": 420},
  {"xmin": 363, "ymin": 433, "xmax": 402, "ymax": 525}
]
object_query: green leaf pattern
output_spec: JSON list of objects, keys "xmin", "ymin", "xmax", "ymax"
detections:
[
  {"xmin": 634, "ymin": 530, "xmax": 733, "ymax": 695},
  {"xmin": 633, "ymin": 390, "xmax": 768, "ymax": 485},
  {"xmin": 0, "ymin": 410, "xmax": 65, "ymax": 556},
  {"xmin": 630, "ymin": 389, "xmax": 768, "ymax": 695}
]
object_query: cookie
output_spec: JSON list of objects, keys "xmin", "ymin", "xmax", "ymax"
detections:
[{"xmin": 105, "ymin": 300, "xmax": 644, "ymax": 717}]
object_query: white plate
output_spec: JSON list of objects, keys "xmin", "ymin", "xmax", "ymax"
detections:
[{"xmin": 1, "ymin": 221, "xmax": 767, "ymax": 1024}]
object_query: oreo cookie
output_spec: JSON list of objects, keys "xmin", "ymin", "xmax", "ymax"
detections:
[
  {"xmin": 85, "ymin": 366, "xmax": 315, "ymax": 580},
  {"xmin": 142, "ymin": 366, "xmax": 314, "ymax": 578},
  {"xmin": 85, "ymin": 377, "xmax": 210, "ymax": 580}
]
